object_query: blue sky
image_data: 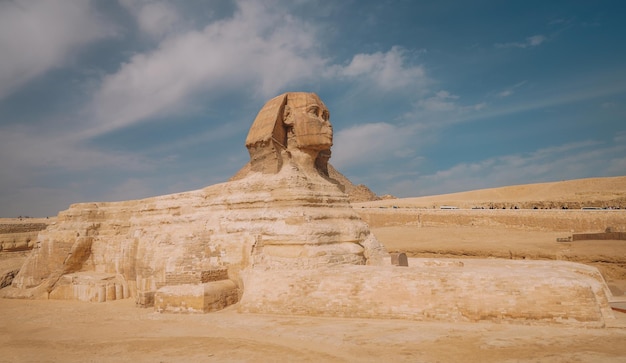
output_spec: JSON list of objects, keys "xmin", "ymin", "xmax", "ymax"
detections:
[{"xmin": 1, "ymin": 0, "xmax": 625, "ymax": 217}]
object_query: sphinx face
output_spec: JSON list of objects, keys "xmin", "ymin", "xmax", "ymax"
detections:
[{"xmin": 286, "ymin": 93, "xmax": 333, "ymax": 151}]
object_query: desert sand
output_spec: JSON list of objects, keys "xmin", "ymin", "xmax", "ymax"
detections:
[
  {"xmin": 1, "ymin": 295, "xmax": 626, "ymax": 363},
  {"xmin": 2, "ymin": 176, "xmax": 626, "ymax": 362},
  {"xmin": 360, "ymin": 176, "xmax": 626, "ymax": 210}
]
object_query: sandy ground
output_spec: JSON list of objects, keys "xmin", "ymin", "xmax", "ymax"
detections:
[
  {"xmin": 0, "ymin": 297, "xmax": 625, "ymax": 363},
  {"xmin": 2, "ymin": 223, "xmax": 626, "ymax": 361}
]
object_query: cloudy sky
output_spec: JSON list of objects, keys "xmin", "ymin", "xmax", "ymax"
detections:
[{"xmin": 1, "ymin": 0, "xmax": 625, "ymax": 217}]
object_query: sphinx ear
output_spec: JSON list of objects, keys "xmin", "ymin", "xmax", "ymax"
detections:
[{"xmin": 282, "ymin": 105, "xmax": 294, "ymax": 126}]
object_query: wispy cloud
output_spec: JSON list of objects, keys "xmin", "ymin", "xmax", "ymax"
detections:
[
  {"xmin": 495, "ymin": 35, "xmax": 547, "ymax": 49},
  {"xmin": 401, "ymin": 89, "xmax": 488, "ymax": 127},
  {"xmin": 0, "ymin": 0, "xmax": 117, "ymax": 99},
  {"xmin": 418, "ymin": 90, "xmax": 459, "ymax": 111},
  {"xmin": 119, "ymin": 0, "xmax": 183, "ymax": 38},
  {"xmin": 497, "ymin": 80, "xmax": 527, "ymax": 98},
  {"xmin": 331, "ymin": 46, "xmax": 429, "ymax": 91},
  {"xmin": 87, "ymin": 0, "xmax": 328, "ymax": 138}
]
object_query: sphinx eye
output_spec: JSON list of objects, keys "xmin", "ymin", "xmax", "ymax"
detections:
[
  {"xmin": 322, "ymin": 110, "xmax": 329, "ymax": 121},
  {"xmin": 307, "ymin": 106, "xmax": 319, "ymax": 116}
]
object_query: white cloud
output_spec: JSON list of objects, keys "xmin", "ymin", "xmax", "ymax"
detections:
[
  {"xmin": 418, "ymin": 90, "xmax": 459, "ymax": 112},
  {"xmin": 0, "ymin": 0, "xmax": 116, "ymax": 99},
  {"xmin": 332, "ymin": 46, "xmax": 428, "ymax": 91},
  {"xmin": 88, "ymin": 0, "xmax": 327, "ymax": 138},
  {"xmin": 119, "ymin": 0, "xmax": 182, "ymax": 38},
  {"xmin": 400, "ymin": 90, "xmax": 487, "ymax": 126},
  {"xmin": 495, "ymin": 34, "xmax": 547, "ymax": 49},
  {"xmin": 527, "ymin": 35, "xmax": 546, "ymax": 46},
  {"xmin": 497, "ymin": 80, "xmax": 528, "ymax": 98}
]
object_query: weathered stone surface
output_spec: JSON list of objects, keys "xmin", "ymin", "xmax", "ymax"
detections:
[
  {"xmin": 0, "ymin": 252, "xmax": 29, "ymax": 289},
  {"xmin": 47, "ymin": 272, "xmax": 128, "ymax": 302},
  {"xmin": 155, "ymin": 280, "xmax": 239, "ymax": 313},
  {"xmin": 239, "ymin": 260, "xmax": 615, "ymax": 327},
  {"xmin": 0, "ymin": 268, "xmax": 19, "ymax": 289}
]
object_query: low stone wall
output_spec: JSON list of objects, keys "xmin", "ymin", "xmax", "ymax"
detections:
[
  {"xmin": 239, "ymin": 260, "xmax": 615, "ymax": 327},
  {"xmin": 356, "ymin": 208, "xmax": 626, "ymax": 232},
  {"xmin": 572, "ymin": 232, "xmax": 626, "ymax": 241},
  {"xmin": 0, "ymin": 221, "xmax": 50, "ymax": 252},
  {"xmin": 0, "ymin": 223, "xmax": 49, "ymax": 234},
  {"xmin": 0, "ymin": 232, "xmax": 38, "ymax": 252}
]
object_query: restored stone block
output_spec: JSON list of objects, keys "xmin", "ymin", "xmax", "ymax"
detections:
[
  {"xmin": 390, "ymin": 252, "xmax": 408, "ymax": 266},
  {"xmin": 154, "ymin": 280, "xmax": 239, "ymax": 313},
  {"xmin": 48, "ymin": 272, "xmax": 128, "ymax": 303},
  {"xmin": 239, "ymin": 260, "xmax": 615, "ymax": 327}
]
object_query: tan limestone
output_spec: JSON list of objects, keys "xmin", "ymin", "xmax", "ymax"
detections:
[
  {"xmin": 239, "ymin": 259, "xmax": 615, "ymax": 327},
  {"xmin": 3, "ymin": 92, "xmax": 386, "ymax": 311}
]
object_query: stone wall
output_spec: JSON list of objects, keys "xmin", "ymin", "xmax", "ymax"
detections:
[
  {"xmin": 0, "ymin": 223, "xmax": 48, "ymax": 234},
  {"xmin": 0, "ymin": 222, "xmax": 50, "ymax": 252},
  {"xmin": 356, "ymin": 208, "xmax": 626, "ymax": 232}
]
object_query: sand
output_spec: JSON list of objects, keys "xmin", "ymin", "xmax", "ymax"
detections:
[
  {"xmin": 1, "ymin": 297, "xmax": 625, "ymax": 363},
  {"xmin": 2, "ymin": 223, "xmax": 626, "ymax": 362},
  {"xmin": 361, "ymin": 176, "xmax": 626, "ymax": 209}
]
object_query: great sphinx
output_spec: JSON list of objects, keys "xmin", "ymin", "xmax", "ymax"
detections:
[
  {"xmin": 4, "ymin": 92, "xmax": 387, "ymax": 308},
  {"xmin": 3, "ymin": 92, "xmax": 617, "ymax": 326}
]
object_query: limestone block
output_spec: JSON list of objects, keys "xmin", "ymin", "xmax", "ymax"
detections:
[
  {"xmin": 239, "ymin": 260, "xmax": 615, "ymax": 327},
  {"xmin": 390, "ymin": 252, "xmax": 408, "ymax": 266},
  {"xmin": 0, "ymin": 231, "xmax": 38, "ymax": 251},
  {"xmin": 154, "ymin": 280, "xmax": 239, "ymax": 313},
  {"xmin": 48, "ymin": 272, "xmax": 128, "ymax": 302}
]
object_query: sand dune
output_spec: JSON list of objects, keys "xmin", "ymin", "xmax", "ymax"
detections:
[{"xmin": 358, "ymin": 176, "xmax": 626, "ymax": 209}]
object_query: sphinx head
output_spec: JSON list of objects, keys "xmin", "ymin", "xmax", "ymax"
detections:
[
  {"xmin": 283, "ymin": 93, "xmax": 332, "ymax": 151},
  {"xmin": 244, "ymin": 92, "xmax": 333, "ymax": 175}
]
